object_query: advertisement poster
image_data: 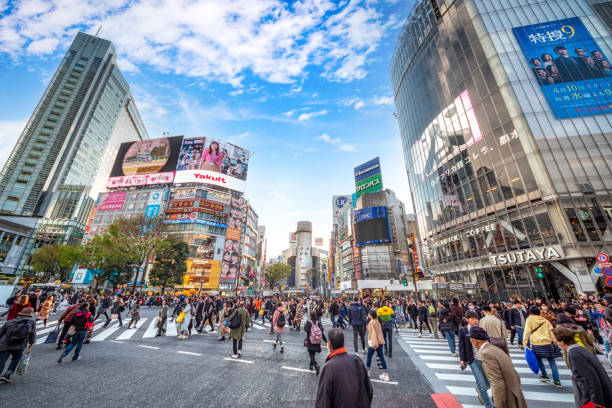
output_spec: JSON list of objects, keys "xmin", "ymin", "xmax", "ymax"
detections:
[
  {"xmin": 98, "ymin": 192, "xmax": 127, "ymax": 211},
  {"xmin": 221, "ymin": 193, "xmax": 246, "ymax": 281},
  {"xmin": 354, "ymin": 157, "xmax": 383, "ymax": 198},
  {"xmin": 513, "ymin": 17, "xmax": 612, "ymax": 118},
  {"xmin": 176, "ymin": 137, "xmax": 206, "ymax": 170}
]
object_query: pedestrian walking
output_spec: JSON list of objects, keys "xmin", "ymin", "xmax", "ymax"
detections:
[
  {"xmin": 376, "ymin": 301, "xmax": 395, "ymax": 358},
  {"xmin": 38, "ymin": 294, "xmax": 53, "ymax": 327},
  {"xmin": 348, "ymin": 297, "xmax": 367, "ymax": 354},
  {"xmin": 470, "ymin": 326, "xmax": 527, "ymax": 408},
  {"xmin": 56, "ymin": 298, "xmax": 85, "ymax": 350},
  {"xmin": 200, "ymin": 297, "xmax": 216, "ymax": 333},
  {"xmin": 304, "ymin": 310, "xmax": 327, "ymax": 374},
  {"xmin": 126, "ymin": 298, "xmax": 141, "ymax": 329},
  {"xmin": 103, "ymin": 295, "xmax": 124, "ymax": 328},
  {"xmin": 0, "ymin": 290, "xmax": 20, "ymax": 320},
  {"xmin": 315, "ymin": 328, "xmax": 373, "ymax": 408},
  {"xmin": 509, "ymin": 300, "xmax": 528, "ymax": 349},
  {"xmin": 95, "ymin": 294, "xmax": 111, "ymax": 322},
  {"xmin": 218, "ymin": 301, "xmax": 233, "ymax": 341},
  {"xmin": 83, "ymin": 298, "xmax": 97, "ymax": 344},
  {"xmin": 523, "ymin": 304, "xmax": 562, "ymax": 387},
  {"xmin": 553, "ymin": 326, "xmax": 612, "ymax": 408},
  {"xmin": 272, "ymin": 302, "xmax": 285, "ymax": 353},
  {"xmin": 366, "ymin": 309, "xmax": 390, "ymax": 381},
  {"xmin": 6, "ymin": 295, "xmax": 30, "ymax": 321},
  {"xmin": 229, "ymin": 300, "xmax": 250, "ymax": 359},
  {"xmin": 480, "ymin": 305, "xmax": 509, "ymax": 354},
  {"xmin": 57, "ymin": 302, "xmax": 94, "ymax": 363},
  {"xmin": 417, "ymin": 300, "xmax": 432, "ymax": 337},
  {"xmin": 176, "ymin": 298, "xmax": 193, "ymax": 339},
  {"xmin": 439, "ymin": 301, "xmax": 459, "ymax": 356},
  {"xmin": 156, "ymin": 300, "xmax": 168, "ymax": 336},
  {"xmin": 0, "ymin": 307, "xmax": 36, "ymax": 383},
  {"xmin": 427, "ymin": 300, "xmax": 439, "ymax": 338},
  {"xmin": 458, "ymin": 311, "xmax": 493, "ymax": 408}
]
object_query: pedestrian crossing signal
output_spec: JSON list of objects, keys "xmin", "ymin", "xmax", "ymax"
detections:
[{"xmin": 534, "ymin": 267, "xmax": 544, "ymax": 278}]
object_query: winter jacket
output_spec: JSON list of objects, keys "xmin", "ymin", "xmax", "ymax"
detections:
[
  {"xmin": 458, "ymin": 326, "xmax": 474, "ymax": 364},
  {"xmin": 522, "ymin": 315, "xmax": 554, "ymax": 347},
  {"xmin": 0, "ymin": 317, "xmax": 36, "ymax": 351},
  {"xmin": 366, "ymin": 318, "xmax": 385, "ymax": 349},
  {"xmin": 438, "ymin": 307, "xmax": 458, "ymax": 332},
  {"xmin": 58, "ymin": 303, "xmax": 81, "ymax": 324},
  {"xmin": 229, "ymin": 307, "xmax": 250, "ymax": 340},
  {"xmin": 417, "ymin": 305, "xmax": 428, "ymax": 320},
  {"xmin": 568, "ymin": 345, "xmax": 612, "ymax": 408},
  {"xmin": 6, "ymin": 302, "xmax": 31, "ymax": 321},
  {"xmin": 315, "ymin": 350, "xmax": 373, "ymax": 408},
  {"xmin": 376, "ymin": 306, "xmax": 395, "ymax": 328},
  {"xmin": 348, "ymin": 302, "xmax": 367, "ymax": 326}
]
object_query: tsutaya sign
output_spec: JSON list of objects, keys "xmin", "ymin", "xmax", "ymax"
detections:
[{"xmin": 490, "ymin": 246, "xmax": 563, "ymax": 266}]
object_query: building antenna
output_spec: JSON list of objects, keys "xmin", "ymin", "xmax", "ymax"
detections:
[{"xmin": 94, "ymin": 26, "xmax": 102, "ymax": 37}]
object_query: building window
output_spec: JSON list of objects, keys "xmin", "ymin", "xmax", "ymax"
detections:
[{"xmin": 565, "ymin": 208, "xmax": 587, "ymax": 241}]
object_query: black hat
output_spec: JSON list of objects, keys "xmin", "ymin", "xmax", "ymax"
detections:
[{"xmin": 470, "ymin": 326, "xmax": 489, "ymax": 340}]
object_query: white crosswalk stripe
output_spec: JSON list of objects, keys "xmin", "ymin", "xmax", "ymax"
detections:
[
  {"xmin": 398, "ymin": 331, "xmax": 579, "ymax": 407},
  {"xmin": 166, "ymin": 319, "xmax": 177, "ymax": 336},
  {"xmin": 143, "ymin": 318, "xmax": 159, "ymax": 338},
  {"xmin": 91, "ymin": 322, "xmax": 121, "ymax": 342},
  {"xmin": 116, "ymin": 319, "xmax": 148, "ymax": 340}
]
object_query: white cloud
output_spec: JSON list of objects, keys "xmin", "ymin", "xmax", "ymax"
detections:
[
  {"xmin": 117, "ymin": 57, "xmax": 139, "ymax": 73},
  {"xmin": 0, "ymin": 119, "xmax": 26, "ymax": 166},
  {"xmin": 313, "ymin": 133, "xmax": 355, "ymax": 152},
  {"xmin": 228, "ymin": 89, "xmax": 244, "ymax": 96},
  {"xmin": 0, "ymin": 0, "xmax": 393, "ymax": 86},
  {"xmin": 372, "ymin": 95, "xmax": 393, "ymax": 105},
  {"xmin": 297, "ymin": 109, "xmax": 327, "ymax": 121}
]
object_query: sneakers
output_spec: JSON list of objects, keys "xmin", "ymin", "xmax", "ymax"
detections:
[
  {"xmin": 315, "ymin": 364, "xmax": 320, "ymax": 375},
  {"xmin": 418, "ymin": 333, "xmax": 422, "ymax": 337},
  {"xmin": 231, "ymin": 354, "xmax": 239, "ymax": 359},
  {"xmin": 361, "ymin": 350, "xmax": 366, "ymax": 355},
  {"xmin": 237, "ymin": 351, "xmax": 242, "ymax": 358},
  {"xmin": 553, "ymin": 381, "xmax": 563, "ymax": 388},
  {"xmin": 475, "ymin": 386, "xmax": 484, "ymax": 405},
  {"xmin": 273, "ymin": 343, "xmax": 277, "ymax": 350},
  {"xmin": 72, "ymin": 356, "xmax": 81, "ymax": 362},
  {"xmin": 57, "ymin": 355, "xmax": 64, "ymax": 364},
  {"xmin": 280, "ymin": 346, "xmax": 284, "ymax": 354},
  {"xmin": 378, "ymin": 373, "xmax": 390, "ymax": 382},
  {"xmin": 539, "ymin": 375, "xmax": 550, "ymax": 382},
  {"xmin": 451, "ymin": 353, "xmax": 458, "ymax": 357},
  {"xmin": 0, "ymin": 374, "xmax": 11, "ymax": 383}
]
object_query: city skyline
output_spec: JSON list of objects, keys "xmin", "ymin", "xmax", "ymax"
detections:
[{"xmin": 0, "ymin": 0, "xmax": 414, "ymax": 258}]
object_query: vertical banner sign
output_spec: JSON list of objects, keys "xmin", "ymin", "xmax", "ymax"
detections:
[
  {"xmin": 221, "ymin": 193, "xmax": 245, "ymax": 282},
  {"xmin": 513, "ymin": 17, "xmax": 612, "ymax": 118}
]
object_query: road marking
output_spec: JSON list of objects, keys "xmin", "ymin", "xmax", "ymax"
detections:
[
  {"xmin": 370, "ymin": 379, "xmax": 399, "ymax": 385},
  {"xmin": 143, "ymin": 318, "xmax": 159, "ymax": 338},
  {"xmin": 251, "ymin": 324, "xmax": 265, "ymax": 330},
  {"xmin": 263, "ymin": 340, "xmax": 275, "ymax": 343},
  {"xmin": 166, "ymin": 320, "xmax": 177, "ymax": 336},
  {"xmin": 224, "ymin": 357, "xmax": 254, "ymax": 364},
  {"xmin": 434, "ymin": 372, "xmax": 573, "ymax": 387},
  {"xmin": 282, "ymin": 366, "xmax": 314, "ymax": 373},
  {"xmin": 410, "ymin": 348, "xmax": 524, "ymax": 358},
  {"xmin": 91, "ymin": 322, "xmax": 121, "ymax": 342},
  {"xmin": 445, "ymin": 386, "xmax": 575, "ymax": 402},
  {"xmin": 431, "ymin": 393, "xmax": 462, "ymax": 408},
  {"xmin": 177, "ymin": 351, "xmax": 202, "ymax": 356},
  {"xmin": 110, "ymin": 340, "xmax": 124, "ymax": 344},
  {"xmin": 138, "ymin": 345, "xmax": 160, "ymax": 350},
  {"xmin": 425, "ymin": 363, "xmax": 571, "ymax": 375},
  {"xmin": 116, "ymin": 318, "xmax": 148, "ymax": 340}
]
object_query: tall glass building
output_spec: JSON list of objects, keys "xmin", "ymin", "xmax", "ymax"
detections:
[
  {"xmin": 0, "ymin": 32, "xmax": 147, "ymax": 282},
  {"xmin": 391, "ymin": 0, "xmax": 612, "ymax": 301}
]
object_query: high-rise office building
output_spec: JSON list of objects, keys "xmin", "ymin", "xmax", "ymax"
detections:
[
  {"xmin": 391, "ymin": 0, "xmax": 611, "ymax": 301},
  {"xmin": 0, "ymin": 32, "xmax": 147, "ymax": 283}
]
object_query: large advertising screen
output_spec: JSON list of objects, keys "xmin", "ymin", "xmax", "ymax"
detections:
[
  {"xmin": 174, "ymin": 137, "xmax": 249, "ymax": 192},
  {"xmin": 107, "ymin": 136, "xmax": 183, "ymax": 188},
  {"xmin": 513, "ymin": 17, "xmax": 612, "ymax": 118},
  {"xmin": 220, "ymin": 192, "xmax": 246, "ymax": 282},
  {"xmin": 354, "ymin": 206, "xmax": 390, "ymax": 246},
  {"xmin": 354, "ymin": 157, "xmax": 383, "ymax": 198}
]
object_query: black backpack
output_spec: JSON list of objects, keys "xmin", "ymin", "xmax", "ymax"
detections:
[
  {"xmin": 229, "ymin": 310, "xmax": 242, "ymax": 329},
  {"xmin": 7, "ymin": 320, "xmax": 31, "ymax": 344},
  {"xmin": 277, "ymin": 312, "xmax": 286, "ymax": 328}
]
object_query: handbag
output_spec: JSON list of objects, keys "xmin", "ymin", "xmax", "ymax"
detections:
[
  {"xmin": 16, "ymin": 352, "xmax": 31, "ymax": 375},
  {"xmin": 44, "ymin": 327, "xmax": 60, "ymax": 344},
  {"xmin": 111, "ymin": 313, "xmax": 119, "ymax": 320},
  {"xmin": 177, "ymin": 312, "xmax": 185, "ymax": 323},
  {"xmin": 67, "ymin": 325, "xmax": 76, "ymax": 336}
]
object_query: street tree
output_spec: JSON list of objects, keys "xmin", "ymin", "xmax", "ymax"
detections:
[
  {"xmin": 263, "ymin": 262, "xmax": 291, "ymax": 289},
  {"xmin": 31, "ymin": 244, "xmax": 86, "ymax": 283},
  {"xmin": 148, "ymin": 236, "xmax": 189, "ymax": 293}
]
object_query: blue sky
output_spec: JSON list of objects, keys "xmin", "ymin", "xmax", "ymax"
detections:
[{"xmin": 0, "ymin": 0, "xmax": 414, "ymax": 257}]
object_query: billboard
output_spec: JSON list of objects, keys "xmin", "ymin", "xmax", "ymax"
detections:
[
  {"xmin": 315, "ymin": 237, "xmax": 323, "ymax": 247},
  {"xmin": 98, "ymin": 192, "xmax": 127, "ymax": 211},
  {"xmin": 174, "ymin": 137, "xmax": 249, "ymax": 191},
  {"xmin": 513, "ymin": 17, "xmax": 612, "ymax": 118},
  {"xmin": 332, "ymin": 195, "xmax": 351, "ymax": 225},
  {"xmin": 354, "ymin": 206, "xmax": 390, "ymax": 246},
  {"xmin": 107, "ymin": 136, "xmax": 183, "ymax": 188},
  {"xmin": 221, "ymin": 192, "xmax": 246, "ymax": 282},
  {"xmin": 354, "ymin": 157, "xmax": 383, "ymax": 198}
]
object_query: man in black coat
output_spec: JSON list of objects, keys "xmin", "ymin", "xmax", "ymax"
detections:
[
  {"xmin": 315, "ymin": 328, "xmax": 373, "ymax": 408},
  {"xmin": 553, "ymin": 327, "xmax": 612, "ymax": 408},
  {"xmin": 348, "ymin": 297, "xmax": 367, "ymax": 354},
  {"xmin": 0, "ymin": 307, "xmax": 36, "ymax": 383}
]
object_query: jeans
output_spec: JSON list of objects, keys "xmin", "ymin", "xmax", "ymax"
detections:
[
  {"xmin": 470, "ymin": 359, "xmax": 493, "ymax": 408},
  {"xmin": 445, "ymin": 330, "xmax": 456, "ymax": 354},
  {"xmin": 515, "ymin": 327, "xmax": 524, "ymax": 346},
  {"xmin": 537, "ymin": 357, "xmax": 560, "ymax": 383},
  {"xmin": 233, "ymin": 338, "xmax": 242, "ymax": 355},
  {"xmin": 352, "ymin": 325, "xmax": 366, "ymax": 352},
  {"xmin": 62, "ymin": 330, "xmax": 87, "ymax": 360},
  {"xmin": 275, "ymin": 331, "xmax": 283, "ymax": 346},
  {"xmin": 337, "ymin": 316, "xmax": 346, "ymax": 329},
  {"xmin": 330, "ymin": 315, "xmax": 338, "ymax": 328},
  {"xmin": 0, "ymin": 349, "xmax": 24, "ymax": 375},
  {"xmin": 382, "ymin": 325, "xmax": 393, "ymax": 355},
  {"xmin": 366, "ymin": 345, "xmax": 387, "ymax": 370},
  {"xmin": 392, "ymin": 317, "xmax": 398, "ymax": 331}
]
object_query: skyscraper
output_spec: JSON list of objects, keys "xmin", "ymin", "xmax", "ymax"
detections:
[{"xmin": 0, "ymin": 32, "xmax": 148, "ymax": 281}]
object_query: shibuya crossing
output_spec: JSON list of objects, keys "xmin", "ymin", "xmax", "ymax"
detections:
[{"xmin": 391, "ymin": 0, "xmax": 612, "ymax": 301}]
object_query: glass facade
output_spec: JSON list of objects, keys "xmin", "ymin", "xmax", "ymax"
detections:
[{"xmin": 392, "ymin": 0, "xmax": 612, "ymax": 300}]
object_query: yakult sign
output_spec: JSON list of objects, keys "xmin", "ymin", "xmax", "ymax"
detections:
[
  {"xmin": 174, "ymin": 169, "xmax": 247, "ymax": 192},
  {"xmin": 490, "ymin": 246, "xmax": 563, "ymax": 266}
]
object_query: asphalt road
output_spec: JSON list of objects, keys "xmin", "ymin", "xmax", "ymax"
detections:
[{"xmin": 1, "ymin": 307, "xmax": 436, "ymax": 408}]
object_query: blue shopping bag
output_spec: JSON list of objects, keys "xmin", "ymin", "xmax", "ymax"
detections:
[
  {"xmin": 525, "ymin": 347, "xmax": 539, "ymax": 374},
  {"xmin": 44, "ymin": 327, "xmax": 59, "ymax": 344}
]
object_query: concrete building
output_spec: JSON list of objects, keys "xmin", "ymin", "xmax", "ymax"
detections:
[
  {"xmin": 0, "ymin": 32, "xmax": 147, "ymax": 287},
  {"xmin": 391, "ymin": 0, "xmax": 612, "ymax": 300}
]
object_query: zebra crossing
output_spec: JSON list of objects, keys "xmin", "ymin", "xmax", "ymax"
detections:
[{"xmin": 398, "ymin": 330, "xmax": 584, "ymax": 407}]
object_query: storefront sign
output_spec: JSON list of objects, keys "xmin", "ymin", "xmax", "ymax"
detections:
[
  {"xmin": 449, "ymin": 283, "xmax": 464, "ymax": 291},
  {"xmin": 107, "ymin": 172, "xmax": 175, "ymax": 188},
  {"xmin": 490, "ymin": 246, "xmax": 563, "ymax": 266},
  {"xmin": 430, "ymin": 223, "xmax": 496, "ymax": 249},
  {"xmin": 199, "ymin": 199, "xmax": 225, "ymax": 212}
]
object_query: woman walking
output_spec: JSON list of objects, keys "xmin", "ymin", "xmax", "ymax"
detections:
[
  {"xmin": 126, "ymin": 298, "xmax": 141, "ymax": 329},
  {"xmin": 218, "ymin": 301, "xmax": 233, "ymax": 341},
  {"xmin": 366, "ymin": 309, "xmax": 390, "ymax": 381},
  {"xmin": 272, "ymin": 302, "xmax": 285, "ymax": 353},
  {"xmin": 57, "ymin": 302, "xmax": 93, "ymax": 363},
  {"xmin": 38, "ymin": 294, "xmax": 54, "ymax": 327},
  {"xmin": 6, "ymin": 295, "xmax": 30, "ymax": 321},
  {"xmin": 104, "ymin": 296, "xmax": 123, "ymax": 327},
  {"xmin": 304, "ymin": 310, "xmax": 327, "ymax": 374},
  {"xmin": 156, "ymin": 300, "xmax": 168, "ymax": 336},
  {"xmin": 176, "ymin": 298, "xmax": 193, "ymax": 339},
  {"xmin": 523, "ymin": 305, "xmax": 562, "ymax": 387},
  {"xmin": 83, "ymin": 298, "xmax": 97, "ymax": 344}
]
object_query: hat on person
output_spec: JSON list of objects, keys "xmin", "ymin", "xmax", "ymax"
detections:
[
  {"xmin": 17, "ymin": 307, "xmax": 34, "ymax": 317},
  {"xmin": 470, "ymin": 326, "xmax": 489, "ymax": 340}
]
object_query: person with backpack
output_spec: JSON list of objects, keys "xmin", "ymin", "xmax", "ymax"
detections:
[
  {"xmin": 376, "ymin": 301, "xmax": 395, "ymax": 358},
  {"xmin": 229, "ymin": 299, "xmax": 250, "ymax": 359},
  {"xmin": 57, "ymin": 302, "xmax": 94, "ymax": 363},
  {"xmin": 427, "ymin": 300, "xmax": 439, "ymax": 338},
  {"xmin": 0, "ymin": 307, "xmax": 36, "ymax": 383},
  {"xmin": 304, "ymin": 310, "xmax": 327, "ymax": 375},
  {"xmin": 348, "ymin": 297, "xmax": 367, "ymax": 354},
  {"xmin": 272, "ymin": 302, "xmax": 286, "ymax": 353},
  {"xmin": 103, "ymin": 295, "xmax": 124, "ymax": 328}
]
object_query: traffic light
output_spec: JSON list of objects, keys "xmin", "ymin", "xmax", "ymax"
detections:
[
  {"xmin": 401, "ymin": 277, "xmax": 408, "ymax": 286},
  {"xmin": 534, "ymin": 267, "xmax": 544, "ymax": 278}
]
